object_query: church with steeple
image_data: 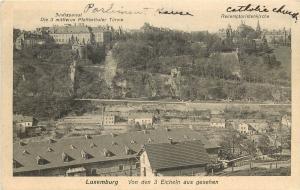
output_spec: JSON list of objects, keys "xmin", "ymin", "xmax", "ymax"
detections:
[{"xmin": 217, "ymin": 20, "xmax": 291, "ymax": 47}]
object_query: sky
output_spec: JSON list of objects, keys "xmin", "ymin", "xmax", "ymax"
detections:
[{"xmin": 12, "ymin": 0, "xmax": 296, "ymax": 33}]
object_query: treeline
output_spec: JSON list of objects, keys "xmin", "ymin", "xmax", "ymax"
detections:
[{"xmin": 13, "ymin": 42, "xmax": 97, "ymax": 119}]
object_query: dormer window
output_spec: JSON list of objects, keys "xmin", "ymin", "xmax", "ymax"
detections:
[
  {"xmin": 130, "ymin": 140, "xmax": 136, "ymax": 144},
  {"xmin": 22, "ymin": 149, "xmax": 29, "ymax": 155},
  {"xmin": 125, "ymin": 146, "xmax": 135, "ymax": 155},
  {"xmin": 85, "ymin": 135, "xmax": 91, "ymax": 139},
  {"xmin": 112, "ymin": 141, "xmax": 117, "ymax": 145},
  {"xmin": 36, "ymin": 155, "xmax": 48, "ymax": 165},
  {"xmin": 48, "ymin": 139, "xmax": 56, "ymax": 144},
  {"xmin": 19, "ymin": 141, "xmax": 26, "ymax": 146},
  {"xmin": 61, "ymin": 152, "xmax": 73, "ymax": 162},
  {"xmin": 81, "ymin": 150, "xmax": 89, "ymax": 159},
  {"xmin": 103, "ymin": 148, "xmax": 113, "ymax": 157},
  {"xmin": 148, "ymin": 138, "xmax": 153, "ymax": 143},
  {"xmin": 13, "ymin": 159, "xmax": 22, "ymax": 168},
  {"xmin": 70, "ymin": 144, "xmax": 76, "ymax": 149}
]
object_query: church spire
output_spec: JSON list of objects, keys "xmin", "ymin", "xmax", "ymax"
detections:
[{"xmin": 256, "ymin": 20, "xmax": 261, "ymax": 33}]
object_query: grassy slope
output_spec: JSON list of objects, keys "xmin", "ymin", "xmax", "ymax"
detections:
[{"xmin": 273, "ymin": 46, "xmax": 291, "ymax": 76}]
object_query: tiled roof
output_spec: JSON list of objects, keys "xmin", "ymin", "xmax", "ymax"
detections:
[
  {"xmin": 210, "ymin": 118, "xmax": 225, "ymax": 123},
  {"xmin": 13, "ymin": 128, "xmax": 218, "ymax": 173},
  {"xmin": 49, "ymin": 26, "xmax": 90, "ymax": 34},
  {"xmin": 144, "ymin": 140, "xmax": 211, "ymax": 170},
  {"xmin": 128, "ymin": 112, "xmax": 153, "ymax": 119}
]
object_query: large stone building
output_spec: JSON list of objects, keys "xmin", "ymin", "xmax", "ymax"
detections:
[
  {"xmin": 91, "ymin": 26, "xmax": 112, "ymax": 44},
  {"xmin": 128, "ymin": 113, "xmax": 153, "ymax": 126},
  {"xmin": 49, "ymin": 24, "xmax": 91, "ymax": 45},
  {"xmin": 263, "ymin": 28, "xmax": 291, "ymax": 46},
  {"xmin": 13, "ymin": 128, "xmax": 219, "ymax": 176},
  {"xmin": 48, "ymin": 24, "xmax": 112, "ymax": 45},
  {"xmin": 15, "ymin": 32, "xmax": 46, "ymax": 50}
]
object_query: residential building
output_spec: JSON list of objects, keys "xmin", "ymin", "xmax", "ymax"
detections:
[
  {"xmin": 91, "ymin": 26, "xmax": 112, "ymax": 44},
  {"xmin": 13, "ymin": 128, "xmax": 219, "ymax": 176},
  {"xmin": 13, "ymin": 115, "xmax": 40, "ymax": 138},
  {"xmin": 281, "ymin": 115, "xmax": 291, "ymax": 128},
  {"xmin": 263, "ymin": 28, "xmax": 291, "ymax": 46},
  {"xmin": 238, "ymin": 123, "xmax": 256, "ymax": 135},
  {"xmin": 56, "ymin": 114, "xmax": 102, "ymax": 129},
  {"xmin": 140, "ymin": 140, "xmax": 211, "ymax": 176},
  {"xmin": 243, "ymin": 119, "xmax": 269, "ymax": 133},
  {"xmin": 14, "ymin": 115, "xmax": 34, "ymax": 128},
  {"xmin": 15, "ymin": 33, "xmax": 45, "ymax": 50},
  {"xmin": 103, "ymin": 113, "xmax": 115, "ymax": 126},
  {"xmin": 128, "ymin": 113, "xmax": 153, "ymax": 126},
  {"xmin": 210, "ymin": 118, "xmax": 226, "ymax": 128}
]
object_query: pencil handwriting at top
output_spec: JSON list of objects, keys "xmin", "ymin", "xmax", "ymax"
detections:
[
  {"xmin": 157, "ymin": 8, "xmax": 194, "ymax": 16},
  {"xmin": 83, "ymin": 3, "xmax": 144, "ymax": 15},
  {"xmin": 83, "ymin": 3, "xmax": 194, "ymax": 17}
]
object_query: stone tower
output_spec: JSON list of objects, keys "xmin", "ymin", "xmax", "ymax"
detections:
[
  {"xmin": 256, "ymin": 20, "xmax": 261, "ymax": 37},
  {"xmin": 226, "ymin": 24, "xmax": 233, "ymax": 39}
]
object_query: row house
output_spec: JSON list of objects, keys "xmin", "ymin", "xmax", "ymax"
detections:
[
  {"xmin": 210, "ymin": 118, "xmax": 226, "ymax": 128},
  {"xmin": 13, "ymin": 128, "xmax": 220, "ymax": 176}
]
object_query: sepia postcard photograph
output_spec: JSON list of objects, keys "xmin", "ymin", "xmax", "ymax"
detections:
[{"xmin": 1, "ymin": 0, "xmax": 300, "ymax": 190}]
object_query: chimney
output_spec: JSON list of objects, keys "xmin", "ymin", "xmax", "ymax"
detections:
[
  {"xmin": 168, "ymin": 137, "xmax": 174, "ymax": 144},
  {"xmin": 81, "ymin": 150, "xmax": 88, "ymax": 159},
  {"xmin": 47, "ymin": 147, "xmax": 54, "ymax": 152},
  {"xmin": 125, "ymin": 146, "xmax": 130, "ymax": 155},
  {"xmin": 70, "ymin": 144, "xmax": 76, "ymax": 149},
  {"xmin": 166, "ymin": 127, "xmax": 170, "ymax": 131},
  {"xmin": 22, "ymin": 150, "xmax": 29, "ymax": 155}
]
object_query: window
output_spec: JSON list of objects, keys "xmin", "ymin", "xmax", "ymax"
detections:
[
  {"xmin": 91, "ymin": 168, "xmax": 97, "ymax": 175},
  {"xmin": 135, "ymin": 162, "xmax": 140, "ymax": 169},
  {"xmin": 119, "ymin": 165, "xmax": 124, "ymax": 171}
]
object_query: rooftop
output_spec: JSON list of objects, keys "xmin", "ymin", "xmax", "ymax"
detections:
[
  {"xmin": 13, "ymin": 128, "xmax": 219, "ymax": 173},
  {"xmin": 128, "ymin": 112, "xmax": 153, "ymax": 119},
  {"xmin": 13, "ymin": 115, "xmax": 33, "ymax": 123},
  {"xmin": 210, "ymin": 118, "xmax": 225, "ymax": 123},
  {"xmin": 49, "ymin": 25, "xmax": 90, "ymax": 34},
  {"xmin": 144, "ymin": 140, "xmax": 211, "ymax": 170}
]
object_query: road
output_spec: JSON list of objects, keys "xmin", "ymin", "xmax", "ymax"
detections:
[
  {"xmin": 223, "ymin": 161, "xmax": 290, "ymax": 172},
  {"xmin": 74, "ymin": 98, "xmax": 291, "ymax": 106}
]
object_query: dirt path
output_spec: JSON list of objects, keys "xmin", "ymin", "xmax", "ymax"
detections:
[{"xmin": 103, "ymin": 50, "xmax": 117, "ymax": 87}]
